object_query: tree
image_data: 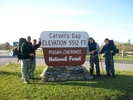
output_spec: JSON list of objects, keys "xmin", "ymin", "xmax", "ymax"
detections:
[
  {"xmin": 127, "ymin": 39, "xmax": 132, "ymax": 46},
  {"xmin": 99, "ymin": 40, "xmax": 133, "ymax": 51},
  {"xmin": 114, "ymin": 41, "xmax": 121, "ymax": 46},
  {"xmin": 6, "ymin": 42, "xmax": 10, "ymax": 49}
]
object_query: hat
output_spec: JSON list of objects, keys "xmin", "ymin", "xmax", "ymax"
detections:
[
  {"xmin": 27, "ymin": 36, "xmax": 31, "ymax": 39},
  {"xmin": 89, "ymin": 37, "xmax": 93, "ymax": 40},
  {"xmin": 104, "ymin": 38, "xmax": 109, "ymax": 41}
]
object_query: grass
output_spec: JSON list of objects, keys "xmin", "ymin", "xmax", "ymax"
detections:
[
  {"xmin": 0, "ymin": 63, "xmax": 133, "ymax": 100},
  {"xmin": 36, "ymin": 51, "xmax": 44, "ymax": 56}
]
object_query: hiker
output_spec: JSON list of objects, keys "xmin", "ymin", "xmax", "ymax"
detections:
[
  {"xmin": 29, "ymin": 38, "xmax": 41, "ymax": 79},
  {"xmin": 87, "ymin": 37, "xmax": 100, "ymax": 77},
  {"xmin": 99, "ymin": 38, "xmax": 116, "ymax": 78},
  {"xmin": 21, "ymin": 36, "xmax": 34, "ymax": 84}
]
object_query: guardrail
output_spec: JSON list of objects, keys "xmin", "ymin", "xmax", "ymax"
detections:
[
  {"xmin": 36, "ymin": 48, "xmax": 42, "ymax": 52},
  {"xmin": 116, "ymin": 50, "xmax": 133, "ymax": 58}
]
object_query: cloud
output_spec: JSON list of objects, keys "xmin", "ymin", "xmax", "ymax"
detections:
[
  {"xmin": 43, "ymin": 9, "xmax": 90, "ymax": 15},
  {"xmin": 0, "ymin": 8, "xmax": 90, "ymax": 16}
]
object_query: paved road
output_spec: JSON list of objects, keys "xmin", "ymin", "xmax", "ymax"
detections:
[{"xmin": 0, "ymin": 50, "xmax": 133, "ymax": 70}]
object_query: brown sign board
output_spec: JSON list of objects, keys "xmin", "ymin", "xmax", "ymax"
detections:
[{"xmin": 40, "ymin": 31, "xmax": 89, "ymax": 66}]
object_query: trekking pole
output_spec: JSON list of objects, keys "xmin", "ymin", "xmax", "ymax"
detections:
[
  {"xmin": 32, "ymin": 77, "xmax": 34, "ymax": 82},
  {"xmin": 88, "ymin": 53, "xmax": 94, "ymax": 75},
  {"xmin": 89, "ymin": 55, "xmax": 93, "ymax": 76},
  {"xmin": 92, "ymin": 55, "xmax": 95, "ymax": 74},
  {"xmin": 31, "ymin": 70, "xmax": 34, "ymax": 82},
  {"xmin": 110, "ymin": 52, "xmax": 113, "ymax": 77},
  {"xmin": 30, "ymin": 58, "xmax": 34, "ymax": 82},
  {"xmin": 89, "ymin": 56, "xmax": 92, "ymax": 70},
  {"xmin": 87, "ymin": 52, "xmax": 92, "ymax": 69},
  {"xmin": 90, "ymin": 54, "xmax": 95, "ymax": 75},
  {"xmin": 99, "ymin": 54, "xmax": 104, "ymax": 75}
]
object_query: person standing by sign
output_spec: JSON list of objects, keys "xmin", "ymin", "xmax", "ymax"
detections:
[
  {"xmin": 99, "ymin": 38, "xmax": 116, "ymax": 78},
  {"xmin": 29, "ymin": 38, "xmax": 41, "ymax": 79},
  {"xmin": 21, "ymin": 36, "xmax": 34, "ymax": 84},
  {"xmin": 87, "ymin": 37, "xmax": 100, "ymax": 77}
]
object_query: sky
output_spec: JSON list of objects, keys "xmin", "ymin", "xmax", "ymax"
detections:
[{"xmin": 0, "ymin": 0, "xmax": 133, "ymax": 46}]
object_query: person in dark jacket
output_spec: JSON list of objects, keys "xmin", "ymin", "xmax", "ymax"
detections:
[
  {"xmin": 29, "ymin": 38, "xmax": 41, "ymax": 79},
  {"xmin": 99, "ymin": 38, "xmax": 116, "ymax": 78},
  {"xmin": 87, "ymin": 37, "xmax": 100, "ymax": 77},
  {"xmin": 21, "ymin": 36, "xmax": 34, "ymax": 84}
]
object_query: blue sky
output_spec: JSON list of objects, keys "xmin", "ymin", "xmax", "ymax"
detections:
[{"xmin": 0, "ymin": 0, "xmax": 133, "ymax": 45}]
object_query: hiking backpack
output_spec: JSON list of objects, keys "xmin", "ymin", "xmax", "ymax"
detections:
[
  {"xmin": 14, "ymin": 38, "xmax": 26, "ymax": 61},
  {"xmin": 109, "ymin": 40, "xmax": 119, "ymax": 54}
]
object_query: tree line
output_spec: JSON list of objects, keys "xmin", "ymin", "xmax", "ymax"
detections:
[
  {"xmin": 0, "ymin": 42, "xmax": 12, "ymax": 50},
  {"xmin": 114, "ymin": 40, "xmax": 133, "ymax": 51},
  {"xmin": 100, "ymin": 39, "xmax": 133, "ymax": 51}
]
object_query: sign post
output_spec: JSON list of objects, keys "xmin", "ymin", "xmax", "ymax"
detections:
[
  {"xmin": 13, "ymin": 42, "xmax": 18, "ymax": 47},
  {"xmin": 40, "ymin": 31, "xmax": 93, "ymax": 82}
]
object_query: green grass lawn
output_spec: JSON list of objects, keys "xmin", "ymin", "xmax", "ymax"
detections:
[
  {"xmin": 36, "ymin": 51, "xmax": 44, "ymax": 56},
  {"xmin": 0, "ymin": 63, "xmax": 133, "ymax": 100}
]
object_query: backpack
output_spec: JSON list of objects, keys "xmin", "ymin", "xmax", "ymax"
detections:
[
  {"xmin": 109, "ymin": 40, "xmax": 119, "ymax": 54},
  {"xmin": 14, "ymin": 38, "xmax": 26, "ymax": 61}
]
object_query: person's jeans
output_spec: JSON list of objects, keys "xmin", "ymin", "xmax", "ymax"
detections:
[
  {"xmin": 90, "ymin": 55, "xmax": 100, "ymax": 75},
  {"xmin": 30, "ymin": 57, "xmax": 36, "ymax": 78},
  {"xmin": 105, "ymin": 57, "xmax": 115, "ymax": 75},
  {"xmin": 21, "ymin": 59, "xmax": 30, "ymax": 81}
]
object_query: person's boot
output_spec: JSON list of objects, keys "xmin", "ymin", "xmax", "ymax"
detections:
[
  {"xmin": 112, "ymin": 74, "xmax": 116, "ymax": 78},
  {"xmin": 97, "ymin": 74, "xmax": 101, "ymax": 77},
  {"xmin": 105, "ymin": 74, "xmax": 110, "ymax": 77},
  {"xmin": 24, "ymin": 80, "xmax": 30, "ymax": 84},
  {"xmin": 90, "ymin": 68, "xmax": 93, "ymax": 76}
]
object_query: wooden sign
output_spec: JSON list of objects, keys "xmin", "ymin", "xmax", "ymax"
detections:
[{"xmin": 40, "ymin": 31, "xmax": 89, "ymax": 66}]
